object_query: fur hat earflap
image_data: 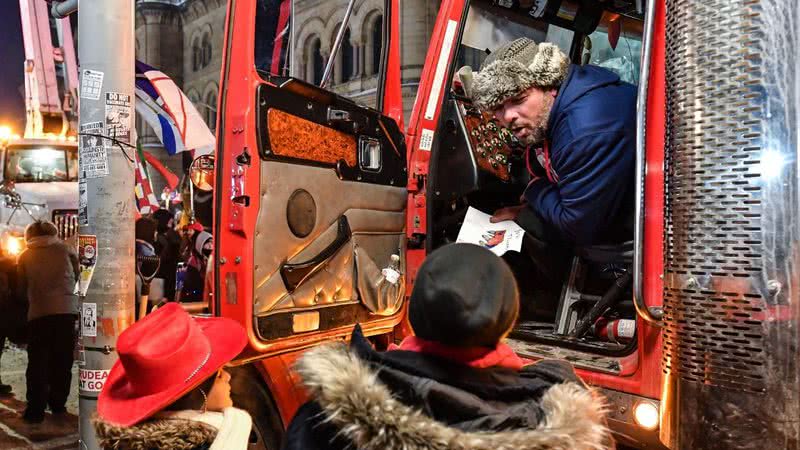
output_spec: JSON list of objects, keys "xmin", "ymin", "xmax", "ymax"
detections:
[{"xmin": 472, "ymin": 38, "xmax": 570, "ymax": 111}]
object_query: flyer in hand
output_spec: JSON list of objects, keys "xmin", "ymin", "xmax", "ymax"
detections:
[{"xmin": 456, "ymin": 207, "xmax": 525, "ymax": 256}]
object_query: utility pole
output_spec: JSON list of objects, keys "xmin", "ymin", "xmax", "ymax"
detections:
[{"xmin": 76, "ymin": 1, "xmax": 136, "ymax": 449}]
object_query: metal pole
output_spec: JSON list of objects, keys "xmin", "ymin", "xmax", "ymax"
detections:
[
  {"xmin": 77, "ymin": 0, "xmax": 136, "ymax": 449},
  {"xmin": 51, "ymin": 0, "xmax": 78, "ymax": 19},
  {"xmin": 320, "ymin": 0, "xmax": 356, "ymax": 88}
]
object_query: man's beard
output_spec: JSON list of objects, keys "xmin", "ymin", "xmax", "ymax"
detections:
[{"xmin": 518, "ymin": 95, "xmax": 554, "ymax": 147}]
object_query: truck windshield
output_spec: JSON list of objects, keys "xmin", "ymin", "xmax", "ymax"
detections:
[{"xmin": 4, "ymin": 145, "xmax": 78, "ymax": 183}]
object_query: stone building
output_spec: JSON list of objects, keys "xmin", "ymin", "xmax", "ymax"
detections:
[{"xmin": 135, "ymin": 0, "xmax": 436, "ymax": 192}]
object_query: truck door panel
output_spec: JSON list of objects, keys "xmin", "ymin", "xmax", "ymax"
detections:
[{"xmin": 252, "ymin": 79, "xmax": 407, "ymax": 341}]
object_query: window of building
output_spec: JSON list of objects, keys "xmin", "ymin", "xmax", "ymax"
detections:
[
  {"xmin": 369, "ymin": 15, "xmax": 383, "ymax": 76},
  {"xmin": 339, "ymin": 27, "xmax": 354, "ymax": 82},
  {"xmin": 202, "ymin": 32, "xmax": 213, "ymax": 68},
  {"xmin": 254, "ymin": 0, "xmax": 292, "ymax": 75},
  {"xmin": 204, "ymin": 90, "xmax": 217, "ymax": 133},
  {"xmin": 308, "ymin": 37, "xmax": 324, "ymax": 85},
  {"xmin": 192, "ymin": 37, "xmax": 202, "ymax": 71}
]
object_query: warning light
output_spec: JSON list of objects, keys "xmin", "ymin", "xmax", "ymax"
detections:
[{"xmin": 633, "ymin": 402, "xmax": 659, "ymax": 430}]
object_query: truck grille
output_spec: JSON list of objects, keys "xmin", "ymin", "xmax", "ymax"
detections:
[
  {"xmin": 52, "ymin": 210, "xmax": 78, "ymax": 240},
  {"xmin": 662, "ymin": 0, "xmax": 800, "ymax": 447}
]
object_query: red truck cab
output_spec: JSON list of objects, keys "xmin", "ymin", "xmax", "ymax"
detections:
[{"xmin": 211, "ymin": 0, "xmax": 800, "ymax": 449}]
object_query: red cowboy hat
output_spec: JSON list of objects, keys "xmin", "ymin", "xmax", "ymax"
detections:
[{"xmin": 97, "ymin": 303, "xmax": 247, "ymax": 426}]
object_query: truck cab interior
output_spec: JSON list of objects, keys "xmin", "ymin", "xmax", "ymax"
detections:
[{"xmin": 426, "ymin": 0, "xmax": 645, "ymax": 366}]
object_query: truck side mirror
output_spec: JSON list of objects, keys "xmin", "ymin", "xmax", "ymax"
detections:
[{"xmin": 189, "ymin": 155, "xmax": 215, "ymax": 192}]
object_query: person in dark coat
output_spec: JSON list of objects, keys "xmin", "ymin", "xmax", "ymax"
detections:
[
  {"xmin": 179, "ymin": 230, "xmax": 212, "ymax": 302},
  {"xmin": 17, "ymin": 221, "xmax": 80, "ymax": 423},
  {"xmin": 152, "ymin": 209, "xmax": 181, "ymax": 302},
  {"xmin": 282, "ymin": 244, "xmax": 608, "ymax": 450},
  {"xmin": 471, "ymin": 38, "xmax": 637, "ymax": 316}
]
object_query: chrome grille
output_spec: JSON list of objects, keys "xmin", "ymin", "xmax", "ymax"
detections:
[
  {"xmin": 52, "ymin": 209, "xmax": 78, "ymax": 240},
  {"xmin": 663, "ymin": 0, "xmax": 769, "ymax": 392},
  {"xmin": 662, "ymin": 0, "xmax": 800, "ymax": 447}
]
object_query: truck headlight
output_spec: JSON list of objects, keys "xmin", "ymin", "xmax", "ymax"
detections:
[
  {"xmin": 4, "ymin": 235, "xmax": 24, "ymax": 256},
  {"xmin": 633, "ymin": 401, "xmax": 659, "ymax": 430}
]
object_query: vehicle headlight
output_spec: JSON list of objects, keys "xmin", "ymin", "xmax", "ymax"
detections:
[{"xmin": 3, "ymin": 234, "xmax": 24, "ymax": 256}]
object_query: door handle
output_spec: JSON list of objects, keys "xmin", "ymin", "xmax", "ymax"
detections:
[
  {"xmin": 633, "ymin": 0, "xmax": 663, "ymax": 327},
  {"xmin": 280, "ymin": 216, "xmax": 352, "ymax": 293}
]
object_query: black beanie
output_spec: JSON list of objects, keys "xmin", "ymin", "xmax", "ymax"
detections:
[{"xmin": 408, "ymin": 243, "xmax": 519, "ymax": 348}]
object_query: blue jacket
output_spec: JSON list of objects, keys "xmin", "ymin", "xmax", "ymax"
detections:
[{"xmin": 523, "ymin": 65, "xmax": 636, "ymax": 246}]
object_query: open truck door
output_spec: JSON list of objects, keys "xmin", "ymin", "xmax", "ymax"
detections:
[{"xmin": 216, "ymin": 0, "xmax": 407, "ymax": 356}]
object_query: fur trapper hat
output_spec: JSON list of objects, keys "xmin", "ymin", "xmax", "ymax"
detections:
[{"xmin": 472, "ymin": 38, "xmax": 570, "ymax": 111}]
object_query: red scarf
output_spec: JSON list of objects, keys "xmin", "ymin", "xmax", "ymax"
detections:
[{"xmin": 389, "ymin": 336, "xmax": 533, "ymax": 371}]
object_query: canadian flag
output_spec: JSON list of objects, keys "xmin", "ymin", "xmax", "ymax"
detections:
[{"xmin": 134, "ymin": 145, "xmax": 160, "ymax": 214}]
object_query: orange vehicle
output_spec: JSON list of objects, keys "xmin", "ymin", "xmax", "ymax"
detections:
[{"xmin": 206, "ymin": 0, "xmax": 800, "ymax": 448}]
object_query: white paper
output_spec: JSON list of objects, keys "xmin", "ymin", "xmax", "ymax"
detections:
[
  {"xmin": 456, "ymin": 207, "xmax": 525, "ymax": 256},
  {"xmin": 80, "ymin": 69, "xmax": 104, "ymax": 101},
  {"xmin": 81, "ymin": 302, "xmax": 97, "ymax": 337}
]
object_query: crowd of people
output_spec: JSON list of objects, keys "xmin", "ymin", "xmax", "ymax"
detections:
[{"xmin": 135, "ymin": 208, "xmax": 213, "ymax": 311}]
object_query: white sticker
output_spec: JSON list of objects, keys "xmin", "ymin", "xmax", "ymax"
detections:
[
  {"xmin": 424, "ymin": 20, "xmax": 458, "ymax": 121},
  {"xmin": 82, "ymin": 302, "xmax": 97, "ymax": 337},
  {"xmin": 78, "ymin": 178, "xmax": 88, "ymax": 225},
  {"xmin": 79, "ymin": 121, "xmax": 109, "ymax": 179},
  {"xmin": 419, "ymin": 128, "xmax": 435, "ymax": 151},
  {"xmin": 382, "ymin": 268, "xmax": 401, "ymax": 285},
  {"xmin": 79, "ymin": 369, "xmax": 109, "ymax": 392},
  {"xmin": 529, "ymin": 0, "xmax": 548, "ymax": 18},
  {"xmin": 105, "ymin": 92, "xmax": 132, "ymax": 143},
  {"xmin": 80, "ymin": 69, "xmax": 104, "ymax": 101},
  {"xmin": 78, "ymin": 350, "xmax": 86, "ymax": 366},
  {"xmin": 616, "ymin": 319, "xmax": 637, "ymax": 338}
]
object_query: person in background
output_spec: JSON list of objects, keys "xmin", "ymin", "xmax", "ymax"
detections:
[
  {"xmin": 152, "ymin": 209, "xmax": 181, "ymax": 302},
  {"xmin": 94, "ymin": 303, "xmax": 252, "ymax": 450},
  {"xmin": 17, "ymin": 221, "xmax": 80, "ymax": 423},
  {"xmin": 282, "ymin": 243, "xmax": 608, "ymax": 450},
  {"xmin": 134, "ymin": 217, "xmax": 160, "ymax": 317},
  {"xmin": 180, "ymin": 230, "xmax": 212, "ymax": 302}
]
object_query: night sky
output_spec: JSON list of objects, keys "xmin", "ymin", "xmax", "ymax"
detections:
[{"xmin": 0, "ymin": 1, "xmax": 25, "ymax": 133}]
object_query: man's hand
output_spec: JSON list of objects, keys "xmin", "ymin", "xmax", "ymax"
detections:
[{"xmin": 490, "ymin": 204, "xmax": 526, "ymax": 223}]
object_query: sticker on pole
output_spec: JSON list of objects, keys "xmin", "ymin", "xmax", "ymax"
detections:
[
  {"xmin": 79, "ymin": 122, "xmax": 109, "ymax": 179},
  {"xmin": 79, "ymin": 368, "xmax": 109, "ymax": 392},
  {"xmin": 78, "ymin": 235, "xmax": 98, "ymax": 297},
  {"xmin": 78, "ymin": 178, "xmax": 88, "ymax": 225},
  {"xmin": 105, "ymin": 92, "xmax": 132, "ymax": 143},
  {"xmin": 82, "ymin": 303, "xmax": 97, "ymax": 338},
  {"xmin": 80, "ymin": 69, "xmax": 104, "ymax": 101}
]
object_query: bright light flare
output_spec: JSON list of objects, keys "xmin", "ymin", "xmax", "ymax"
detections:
[
  {"xmin": 0, "ymin": 126, "xmax": 12, "ymax": 141},
  {"xmin": 758, "ymin": 150, "xmax": 787, "ymax": 180},
  {"xmin": 633, "ymin": 402, "xmax": 659, "ymax": 430},
  {"xmin": 5, "ymin": 236, "xmax": 23, "ymax": 256}
]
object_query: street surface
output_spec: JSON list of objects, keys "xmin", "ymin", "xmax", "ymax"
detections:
[{"xmin": 0, "ymin": 342, "xmax": 78, "ymax": 449}]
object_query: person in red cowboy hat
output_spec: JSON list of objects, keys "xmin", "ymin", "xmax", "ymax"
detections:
[{"xmin": 93, "ymin": 303, "xmax": 252, "ymax": 450}]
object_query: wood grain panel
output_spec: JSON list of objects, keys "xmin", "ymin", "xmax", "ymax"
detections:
[{"xmin": 267, "ymin": 109, "xmax": 356, "ymax": 167}]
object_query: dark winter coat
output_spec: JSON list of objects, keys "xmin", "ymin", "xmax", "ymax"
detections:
[
  {"xmin": 523, "ymin": 64, "xmax": 637, "ymax": 246},
  {"xmin": 282, "ymin": 327, "xmax": 609, "ymax": 450},
  {"xmin": 155, "ymin": 229, "xmax": 181, "ymax": 301},
  {"xmin": 17, "ymin": 236, "xmax": 80, "ymax": 321}
]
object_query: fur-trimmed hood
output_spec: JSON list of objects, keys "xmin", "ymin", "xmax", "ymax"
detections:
[
  {"xmin": 291, "ymin": 341, "xmax": 610, "ymax": 450},
  {"xmin": 94, "ymin": 407, "xmax": 252, "ymax": 450},
  {"xmin": 94, "ymin": 416, "xmax": 216, "ymax": 450}
]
